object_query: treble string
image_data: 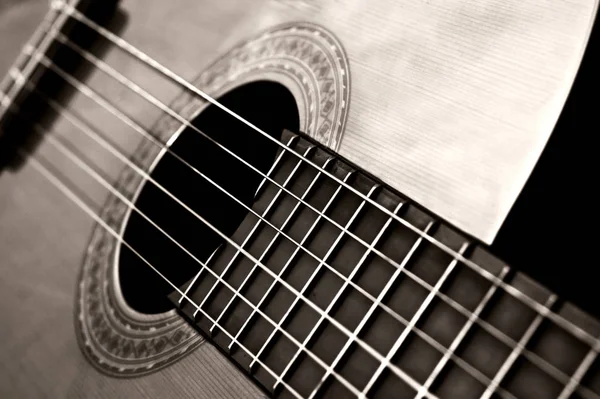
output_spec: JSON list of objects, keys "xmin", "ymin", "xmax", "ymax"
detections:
[
  {"xmin": 53, "ymin": 0, "xmax": 600, "ymax": 351},
  {"xmin": 9, "ymin": 26, "xmax": 597, "ymax": 398}
]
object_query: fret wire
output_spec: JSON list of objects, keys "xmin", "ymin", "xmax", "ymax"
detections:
[
  {"xmin": 307, "ymin": 205, "xmax": 423, "ymax": 399},
  {"xmin": 180, "ymin": 136, "xmax": 296, "ymax": 306},
  {"xmin": 55, "ymin": 5, "xmax": 600, "ymax": 351},
  {"xmin": 207, "ymin": 145, "xmax": 316, "ymax": 332},
  {"xmin": 481, "ymin": 294, "xmax": 558, "ymax": 399},
  {"xmin": 558, "ymin": 339, "xmax": 600, "ymax": 399},
  {"xmin": 186, "ymin": 137, "xmax": 296, "ymax": 313},
  {"xmin": 254, "ymin": 138, "xmax": 297, "ymax": 198},
  {"xmin": 19, "ymin": 112, "xmax": 363, "ymax": 398},
  {"xmin": 230, "ymin": 157, "xmax": 336, "ymax": 349},
  {"xmin": 5, "ymin": 78, "xmax": 591, "ymax": 396},
  {"xmin": 361, "ymin": 242, "xmax": 470, "ymax": 398},
  {"xmin": 274, "ymin": 184, "xmax": 381, "ymax": 390},
  {"xmin": 15, "ymin": 144, "xmax": 305, "ymax": 399},
  {"xmin": 178, "ymin": 247, "xmax": 220, "ymax": 304},
  {"xmin": 30, "ymin": 32, "xmax": 600, "ymax": 372},
  {"xmin": 249, "ymin": 171, "xmax": 353, "ymax": 369},
  {"xmin": 415, "ymin": 266, "xmax": 511, "ymax": 399}
]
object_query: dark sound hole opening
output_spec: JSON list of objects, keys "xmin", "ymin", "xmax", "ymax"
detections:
[{"xmin": 118, "ymin": 81, "xmax": 300, "ymax": 314}]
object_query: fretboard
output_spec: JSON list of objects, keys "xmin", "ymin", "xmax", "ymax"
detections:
[{"xmin": 169, "ymin": 130, "xmax": 600, "ymax": 399}]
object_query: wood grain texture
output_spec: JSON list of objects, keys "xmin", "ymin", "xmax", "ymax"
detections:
[{"xmin": 0, "ymin": 0, "xmax": 598, "ymax": 397}]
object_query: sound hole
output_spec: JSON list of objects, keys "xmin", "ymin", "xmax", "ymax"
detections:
[{"xmin": 118, "ymin": 81, "xmax": 300, "ymax": 314}]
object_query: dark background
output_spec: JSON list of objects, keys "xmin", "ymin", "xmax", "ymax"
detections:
[{"xmin": 493, "ymin": 15, "xmax": 600, "ymax": 318}]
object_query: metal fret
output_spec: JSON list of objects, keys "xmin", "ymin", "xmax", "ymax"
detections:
[
  {"xmin": 249, "ymin": 171, "xmax": 355, "ymax": 371},
  {"xmin": 273, "ymin": 184, "xmax": 380, "ymax": 390},
  {"xmin": 558, "ymin": 341, "xmax": 600, "ymax": 399},
  {"xmin": 307, "ymin": 212, "xmax": 431, "ymax": 399},
  {"xmin": 361, "ymin": 242, "xmax": 470, "ymax": 397},
  {"xmin": 481, "ymin": 294, "xmax": 558, "ymax": 399},
  {"xmin": 178, "ymin": 247, "xmax": 219, "ymax": 305},
  {"xmin": 230, "ymin": 157, "xmax": 335, "ymax": 349},
  {"xmin": 186, "ymin": 296, "xmax": 304, "ymax": 399},
  {"xmin": 415, "ymin": 266, "xmax": 511, "ymax": 399},
  {"xmin": 254, "ymin": 138, "xmax": 297, "ymax": 197},
  {"xmin": 180, "ymin": 136, "xmax": 297, "ymax": 306},
  {"xmin": 208, "ymin": 145, "xmax": 315, "ymax": 332},
  {"xmin": 200, "ymin": 144, "xmax": 311, "ymax": 325}
]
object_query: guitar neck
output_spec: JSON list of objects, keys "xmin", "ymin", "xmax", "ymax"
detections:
[
  {"xmin": 0, "ymin": 0, "xmax": 116, "ymax": 136},
  {"xmin": 169, "ymin": 129, "xmax": 600, "ymax": 398}
]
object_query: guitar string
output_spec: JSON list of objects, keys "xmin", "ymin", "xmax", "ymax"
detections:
[
  {"xmin": 10, "ymin": 145, "xmax": 308, "ymax": 399},
  {"xmin": 53, "ymin": 0, "xmax": 600, "ymax": 352},
  {"xmin": 4, "ymin": 95, "xmax": 525, "ymax": 399},
  {"xmin": 10, "ymin": 35, "xmax": 598, "ymax": 398}
]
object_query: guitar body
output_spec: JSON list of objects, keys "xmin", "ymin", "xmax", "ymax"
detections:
[{"xmin": 1, "ymin": 0, "xmax": 598, "ymax": 398}]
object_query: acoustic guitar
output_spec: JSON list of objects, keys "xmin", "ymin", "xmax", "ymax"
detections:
[{"xmin": 1, "ymin": 0, "xmax": 599, "ymax": 397}]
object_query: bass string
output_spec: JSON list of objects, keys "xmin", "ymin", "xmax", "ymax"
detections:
[
  {"xmin": 8, "ymin": 24, "xmax": 596, "ymax": 397},
  {"xmin": 5, "ymin": 78, "xmax": 592, "ymax": 399},
  {"xmin": 54, "ymin": 0, "xmax": 600, "ymax": 351}
]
